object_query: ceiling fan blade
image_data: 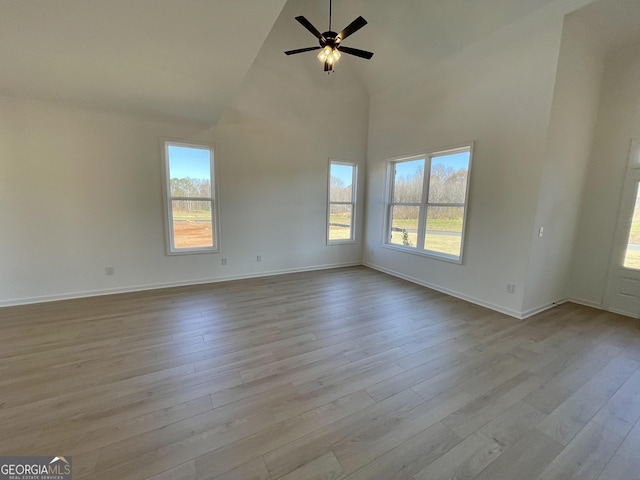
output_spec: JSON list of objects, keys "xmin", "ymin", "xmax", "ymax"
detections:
[
  {"xmin": 337, "ymin": 16, "xmax": 367, "ymax": 41},
  {"xmin": 295, "ymin": 16, "xmax": 325, "ymax": 41},
  {"xmin": 285, "ymin": 46, "xmax": 322, "ymax": 55},
  {"xmin": 338, "ymin": 46, "xmax": 374, "ymax": 60}
]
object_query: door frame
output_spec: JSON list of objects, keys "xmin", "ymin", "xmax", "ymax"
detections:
[{"xmin": 604, "ymin": 139, "xmax": 640, "ymax": 317}]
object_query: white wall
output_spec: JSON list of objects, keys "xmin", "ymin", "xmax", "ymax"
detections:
[
  {"xmin": 205, "ymin": 0, "xmax": 369, "ymax": 278},
  {"xmin": 4, "ymin": 0, "xmax": 625, "ymax": 316},
  {"xmin": 0, "ymin": 97, "xmax": 205, "ymax": 304},
  {"xmin": 363, "ymin": 4, "xmax": 571, "ymax": 317},
  {"xmin": 568, "ymin": 42, "xmax": 640, "ymax": 306},
  {"xmin": 0, "ymin": 0, "xmax": 369, "ymax": 306},
  {"xmin": 522, "ymin": 15, "xmax": 605, "ymax": 314}
]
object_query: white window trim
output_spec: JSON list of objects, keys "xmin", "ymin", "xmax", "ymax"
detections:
[
  {"xmin": 609, "ymin": 139, "xmax": 640, "ymax": 272},
  {"xmin": 161, "ymin": 139, "xmax": 221, "ymax": 255},
  {"xmin": 327, "ymin": 159, "xmax": 358, "ymax": 245},
  {"xmin": 382, "ymin": 142, "xmax": 474, "ymax": 264}
]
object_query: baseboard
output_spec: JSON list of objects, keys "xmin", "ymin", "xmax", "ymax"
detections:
[
  {"xmin": 606, "ymin": 307, "xmax": 640, "ymax": 319},
  {"xmin": 520, "ymin": 298, "xmax": 567, "ymax": 319},
  {"xmin": 566, "ymin": 296, "xmax": 639, "ymax": 319},
  {"xmin": 5, "ymin": 263, "xmax": 622, "ymax": 322},
  {"xmin": 566, "ymin": 296, "xmax": 604, "ymax": 310},
  {"xmin": 363, "ymin": 262, "xmax": 524, "ymax": 319},
  {"xmin": 0, "ymin": 262, "xmax": 361, "ymax": 308}
]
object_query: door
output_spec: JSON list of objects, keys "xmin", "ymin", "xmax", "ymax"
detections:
[{"xmin": 606, "ymin": 140, "xmax": 640, "ymax": 318}]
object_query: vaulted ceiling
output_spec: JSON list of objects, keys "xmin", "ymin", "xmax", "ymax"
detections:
[
  {"xmin": 1, "ymin": 0, "xmax": 638, "ymax": 126},
  {"xmin": 0, "ymin": 0, "xmax": 288, "ymax": 125}
]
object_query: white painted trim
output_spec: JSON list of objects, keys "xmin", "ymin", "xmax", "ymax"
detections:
[
  {"xmin": 4, "ymin": 262, "xmax": 628, "ymax": 321},
  {"xmin": 327, "ymin": 159, "xmax": 358, "ymax": 245},
  {"xmin": 567, "ymin": 296, "xmax": 640, "ymax": 319},
  {"xmin": 0, "ymin": 262, "xmax": 360, "ymax": 308},
  {"xmin": 566, "ymin": 296, "xmax": 604, "ymax": 310},
  {"xmin": 604, "ymin": 139, "xmax": 640, "ymax": 312},
  {"xmin": 381, "ymin": 142, "xmax": 474, "ymax": 265},
  {"xmin": 520, "ymin": 298, "xmax": 567, "ymax": 319},
  {"xmin": 606, "ymin": 307, "xmax": 640, "ymax": 319},
  {"xmin": 363, "ymin": 261, "xmax": 524, "ymax": 319},
  {"xmin": 161, "ymin": 138, "xmax": 221, "ymax": 255}
]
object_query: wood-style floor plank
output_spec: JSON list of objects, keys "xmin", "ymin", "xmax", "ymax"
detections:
[
  {"xmin": 536, "ymin": 421, "xmax": 624, "ymax": 480},
  {"xmin": 278, "ymin": 452, "xmax": 343, "ymax": 480},
  {"xmin": 592, "ymin": 370, "xmax": 640, "ymax": 437},
  {"xmin": 339, "ymin": 421, "xmax": 461, "ymax": 480},
  {"xmin": 1, "ymin": 266, "xmax": 639, "ymax": 480},
  {"xmin": 598, "ymin": 417, "xmax": 640, "ymax": 480}
]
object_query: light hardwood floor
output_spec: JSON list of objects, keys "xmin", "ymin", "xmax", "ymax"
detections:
[{"xmin": 1, "ymin": 266, "xmax": 640, "ymax": 480}]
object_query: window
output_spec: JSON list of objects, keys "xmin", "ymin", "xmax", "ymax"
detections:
[
  {"xmin": 384, "ymin": 144, "xmax": 473, "ymax": 263},
  {"xmin": 327, "ymin": 160, "xmax": 357, "ymax": 243},
  {"xmin": 162, "ymin": 140, "xmax": 219, "ymax": 254},
  {"xmin": 623, "ymin": 182, "xmax": 640, "ymax": 269}
]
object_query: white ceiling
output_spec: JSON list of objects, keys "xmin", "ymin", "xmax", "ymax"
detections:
[
  {"xmin": 0, "ymin": 0, "xmax": 287, "ymax": 125},
  {"xmin": 1, "ymin": 0, "xmax": 638, "ymax": 126},
  {"xmin": 568, "ymin": 0, "xmax": 640, "ymax": 54},
  {"xmin": 312, "ymin": 0, "xmax": 560, "ymax": 94}
]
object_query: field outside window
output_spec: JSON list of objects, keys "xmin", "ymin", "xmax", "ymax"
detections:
[
  {"xmin": 385, "ymin": 144, "xmax": 472, "ymax": 262},
  {"xmin": 163, "ymin": 141, "xmax": 219, "ymax": 254},
  {"xmin": 328, "ymin": 161, "xmax": 357, "ymax": 243}
]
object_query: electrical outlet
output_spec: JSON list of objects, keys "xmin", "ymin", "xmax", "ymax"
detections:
[
  {"xmin": 105, "ymin": 266, "xmax": 115, "ymax": 276},
  {"xmin": 506, "ymin": 283, "xmax": 515, "ymax": 294},
  {"xmin": 221, "ymin": 258, "xmax": 227, "ymax": 265},
  {"xmin": 538, "ymin": 227, "xmax": 544, "ymax": 238},
  {"xmin": 257, "ymin": 255, "xmax": 262, "ymax": 262}
]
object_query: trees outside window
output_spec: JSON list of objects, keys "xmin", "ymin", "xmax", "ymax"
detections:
[
  {"xmin": 385, "ymin": 144, "xmax": 473, "ymax": 263},
  {"xmin": 328, "ymin": 161, "xmax": 357, "ymax": 243},
  {"xmin": 162, "ymin": 141, "xmax": 219, "ymax": 254}
]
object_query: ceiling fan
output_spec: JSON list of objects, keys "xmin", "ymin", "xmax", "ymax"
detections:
[{"xmin": 284, "ymin": 0, "xmax": 374, "ymax": 73}]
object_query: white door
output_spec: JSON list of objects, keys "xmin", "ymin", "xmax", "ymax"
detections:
[{"xmin": 605, "ymin": 140, "xmax": 640, "ymax": 318}]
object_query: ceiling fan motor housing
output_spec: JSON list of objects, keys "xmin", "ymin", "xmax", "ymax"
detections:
[{"xmin": 320, "ymin": 32, "xmax": 340, "ymax": 48}]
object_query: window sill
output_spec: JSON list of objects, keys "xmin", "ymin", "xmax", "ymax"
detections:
[
  {"xmin": 167, "ymin": 248, "xmax": 220, "ymax": 256},
  {"xmin": 380, "ymin": 243, "xmax": 462, "ymax": 264},
  {"xmin": 327, "ymin": 239, "xmax": 357, "ymax": 246}
]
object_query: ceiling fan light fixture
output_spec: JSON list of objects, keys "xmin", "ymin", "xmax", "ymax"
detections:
[
  {"xmin": 318, "ymin": 46, "xmax": 340, "ymax": 65},
  {"xmin": 284, "ymin": 0, "xmax": 373, "ymax": 72}
]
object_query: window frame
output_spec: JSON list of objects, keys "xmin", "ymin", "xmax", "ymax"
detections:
[
  {"xmin": 383, "ymin": 142, "xmax": 474, "ymax": 264},
  {"xmin": 161, "ymin": 139, "xmax": 220, "ymax": 255},
  {"xmin": 621, "ymin": 177, "xmax": 640, "ymax": 270},
  {"xmin": 327, "ymin": 159, "xmax": 358, "ymax": 245}
]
